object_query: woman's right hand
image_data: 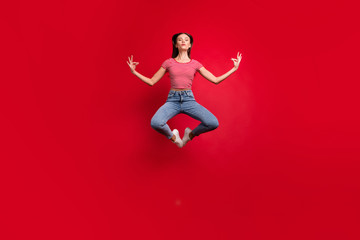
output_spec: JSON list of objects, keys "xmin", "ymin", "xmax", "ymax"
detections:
[{"xmin": 127, "ymin": 55, "xmax": 139, "ymax": 74}]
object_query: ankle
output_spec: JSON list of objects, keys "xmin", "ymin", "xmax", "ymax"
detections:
[{"xmin": 189, "ymin": 132, "xmax": 194, "ymax": 140}]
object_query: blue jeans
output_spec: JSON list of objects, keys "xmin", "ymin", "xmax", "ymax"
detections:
[{"xmin": 150, "ymin": 90, "xmax": 219, "ymax": 139}]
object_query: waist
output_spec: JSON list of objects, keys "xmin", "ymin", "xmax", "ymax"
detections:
[{"xmin": 170, "ymin": 88, "xmax": 191, "ymax": 91}]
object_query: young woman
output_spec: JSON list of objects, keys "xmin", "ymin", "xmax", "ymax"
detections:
[{"xmin": 127, "ymin": 32, "xmax": 242, "ymax": 148}]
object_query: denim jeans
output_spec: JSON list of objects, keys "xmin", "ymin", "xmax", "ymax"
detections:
[{"xmin": 150, "ymin": 90, "xmax": 219, "ymax": 139}]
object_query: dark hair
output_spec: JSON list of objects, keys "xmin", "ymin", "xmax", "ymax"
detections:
[{"xmin": 171, "ymin": 32, "xmax": 194, "ymax": 58}]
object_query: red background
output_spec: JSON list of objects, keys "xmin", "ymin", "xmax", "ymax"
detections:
[{"xmin": 1, "ymin": 0, "xmax": 360, "ymax": 239}]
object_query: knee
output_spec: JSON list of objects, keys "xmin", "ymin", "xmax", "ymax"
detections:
[
  {"xmin": 150, "ymin": 117, "xmax": 163, "ymax": 130},
  {"xmin": 207, "ymin": 117, "xmax": 219, "ymax": 130}
]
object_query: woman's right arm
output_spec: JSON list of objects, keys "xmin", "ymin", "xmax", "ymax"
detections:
[
  {"xmin": 132, "ymin": 70, "xmax": 154, "ymax": 86},
  {"xmin": 127, "ymin": 55, "xmax": 166, "ymax": 86}
]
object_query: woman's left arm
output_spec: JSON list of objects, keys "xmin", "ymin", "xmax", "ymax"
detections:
[{"xmin": 199, "ymin": 52, "xmax": 242, "ymax": 84}]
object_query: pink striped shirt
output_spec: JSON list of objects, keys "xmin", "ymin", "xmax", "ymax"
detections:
[{"xmin": 161, "ymin": 58, "xmax": 204, "ymax": 89}]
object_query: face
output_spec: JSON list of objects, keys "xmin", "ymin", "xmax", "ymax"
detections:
[{"xmin": 176, "ymin": 34, "xmax": 191, "ymax": 50}]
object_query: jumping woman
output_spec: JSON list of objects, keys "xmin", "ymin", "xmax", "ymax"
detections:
[{"xmin": 127, "ymin": 32, "xmax": 242, "ymax": 148}]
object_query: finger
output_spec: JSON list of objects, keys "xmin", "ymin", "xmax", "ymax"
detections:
[{"xmin": 131, "ymin": 55, "xmax": 133, "ymax": 61}]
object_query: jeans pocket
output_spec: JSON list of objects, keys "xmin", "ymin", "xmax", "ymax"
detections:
[{"xmin": 187, "ymin": 93, "xmax": 195, "ymax": 98}]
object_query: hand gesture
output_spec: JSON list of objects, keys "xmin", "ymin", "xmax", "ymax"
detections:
[
  {"xmin": 231, "ymin": 52, "xmax": 242, "ymax": 70},
  {"xmin": 127, "ymin": 55, "xmax": 139, "ymax": 73}
]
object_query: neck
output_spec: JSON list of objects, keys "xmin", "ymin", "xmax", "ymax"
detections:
[{"xmin": 176, "ymin": 51, "xmax": 190, "ymax": 60}]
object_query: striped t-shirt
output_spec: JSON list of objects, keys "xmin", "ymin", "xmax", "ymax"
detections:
[{"xmin": 161, "ymin": 58, "xmax": 204, "ymax": 89}]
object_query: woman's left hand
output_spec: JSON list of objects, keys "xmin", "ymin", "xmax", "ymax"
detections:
[{"xmin": 231, "ymin": 52, "xmax": 242, "ymax": 70}]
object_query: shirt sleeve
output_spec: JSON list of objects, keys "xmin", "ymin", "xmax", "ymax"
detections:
[
  {"xmin": 161, "ymin": 59, "xmax": 169, "ymax": 71},
  {"xmin": 196, "ymin": 60, "xmax": 204, "ymax": 71}
]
